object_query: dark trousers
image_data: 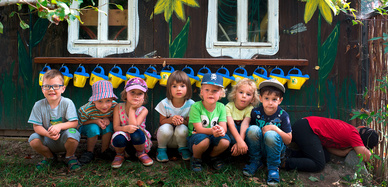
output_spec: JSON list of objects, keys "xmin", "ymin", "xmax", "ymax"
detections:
[{"xmin": 285, "ymin": 119, "xmax": 330, "ymax": 172}]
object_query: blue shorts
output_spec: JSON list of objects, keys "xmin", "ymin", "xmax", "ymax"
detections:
[
  {"xmin": 28, "ymin": 128, "xmax": 80, "ymax": 153},
  {"xmin": 187, "ymin": 133, "xmax": 230, "ymax": 153},
  {"xmin": 79, "ymin": 122, "xmax": 113, "ymax": 138}
]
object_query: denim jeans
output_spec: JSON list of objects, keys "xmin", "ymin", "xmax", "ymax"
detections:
[
  {"xmin": 245, "ymin": 125, "xmax": 285, "ymax": 170},
  {"xmin": 226, "ymin": 123, "xmax": 241, "ymax": 145},
  {"xmin": 187, "ymin": 133, "xmax": 231, "ymax": 153}
]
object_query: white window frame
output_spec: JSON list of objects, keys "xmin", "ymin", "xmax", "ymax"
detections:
[
  {"xmin": 206, "ymin": 0, "xmax": 279, "ymax": 59},
  {"xmin": 68, "ymin": 0, "xmax": 139, "ymax": 58}
]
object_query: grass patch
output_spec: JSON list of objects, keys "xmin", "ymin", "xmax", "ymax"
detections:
[{"xmin": 0, "ymin": 152, "xmax": 306, "ymax": 187}]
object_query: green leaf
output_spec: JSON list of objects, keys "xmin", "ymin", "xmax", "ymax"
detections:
[
  {"xmin": 169, "ymin": 16, "xmax": 190, "ymax": 58},
  {"xmin": 384, "ymin": 46, "xmax": 388, "ymax": 54},
  {"xmin": 0, "ymin": 22, "xmax": 3, "ymax": 34},
  {"xmin": 18, "ymin": 3, "xmax": 22, "ymax": 11},
  {"xmin": 383, "ymin": 32, "xmax": 388, "ymax": 40},
  {"xmin": 10, "ymin": 11, "xmax": 16, "ymax": 17},
  {"xmin": 116, "ymin": 4, "xmax": 123, "ymax": 11},
  {"xmin": 318, "ymin": 22, "xmax": 340, "ymax": 88},
  {"xmin": 51, "ymin": 0, "xmax": 57, "ymax": 4},
  {"xmin": 350, "ymin": 115, "xmax": 359, "ymax": 121},
  {"xmin": 31, "ymin": 18, "xmax": 49, "ymax": 48},
  {"xmin": 369, "ymin": 36, "xmax": 382, "ymax": 41},
  {"xmin": 28, "ymin": 5, "xmax": 36, "ymax": 11},
  {"xmin": 74, "ymin": 15, "xmax": 84, "ymax": 24},
  {"xmin": 17, "ymin": 32, "xmax": 31, "ymax": 81},
  {"xmin": 20, "ymin": 21, "xmax": 30, "ymax": 29},
  {"xmin": 308, "ymin": 176, "xmax": 319, "ymax": 182}
]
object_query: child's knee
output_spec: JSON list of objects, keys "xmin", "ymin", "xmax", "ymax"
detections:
[
  {"xmin": 131, "ymin": 130, "xmax": 146, "ymax": 145},
  {"xmin": 66, "ymin": 137, "xmax": 79, "ymax": 145},
  {"xmin": 246, "ymin": 125, "xmax": 261, "ymax": 140},
  {"xmin": 158, "ymin": 124, "xmax": 174, "ymax": 138},
  {"xmin": 29, "ymin": 138, "xmax": 42, "ymax": 148},
  {"xmin": 194, "ymin": 138, "xmax": 210, "ymax": 149},
  {"xmin": 112, "ymin": 135, "xmax": 127, "ymax": 148},
  {"xmin": 218, "ymin": 138, "xmax": 230, "ymax": 148},
  {"xmin": 264, "ymin": 131, "xmax": 281, "ymax": 146},
  {"xmin": 174, "ymin": 125, "xmax": 188, "ymax": 138},
  {"xmin": 86, "ymin": 124, "xmax": 101, "ymax": 137}
]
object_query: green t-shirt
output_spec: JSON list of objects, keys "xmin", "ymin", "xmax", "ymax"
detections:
[{"xmin": 188, "ymin": 101, "xmax": 227, "ymax": 136}]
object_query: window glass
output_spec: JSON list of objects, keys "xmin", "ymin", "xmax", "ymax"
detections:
[
  {"xmin": 360, "ymin": 0, "xmax": 384, "ymax": 15},
  {"xmin": 248, "ymin": 0, "xmax": 267, "ymax": 42},
  {"xmin": 217, "ymin": 0, "xmax": 237, "ymax": 41},
  {"xmin": 108, "ymin": 0, "xmax": 128, "ymax": 40},
  {"xmin": 79, "ymin": 0, "xmax": 98, "ymax": 39}
]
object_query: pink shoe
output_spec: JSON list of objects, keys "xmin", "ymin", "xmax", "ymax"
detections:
[
  {"xmin": 111, "ymin": 155, "xmax": 125, "ymax": 168},
  {"xmin": 138, "ymin": 153, "xmax": 153, "ymax": 166}
]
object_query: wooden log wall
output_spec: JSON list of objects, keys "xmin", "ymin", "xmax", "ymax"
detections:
[
  {"xmin": 0, "ymin": 1, "xmax": 362, "ymax": 136},
  {"xmin": 366, "ymin": 14, "xmax": 388, "ymax": 181}
]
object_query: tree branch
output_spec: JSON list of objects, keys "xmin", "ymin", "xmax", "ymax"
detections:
[{"xmin": 0, "ymin": 0, "xmax": 37, "ymax": 6}]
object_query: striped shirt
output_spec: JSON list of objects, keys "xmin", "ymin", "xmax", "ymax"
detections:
[{"xmin": 78, "ymin": 101, "xmax": 117, "ymax": 124}]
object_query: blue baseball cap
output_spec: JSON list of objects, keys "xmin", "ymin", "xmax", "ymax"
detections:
[{"xmin": 201, "ymin": 73, "xmax": 224, "ymax": 88}]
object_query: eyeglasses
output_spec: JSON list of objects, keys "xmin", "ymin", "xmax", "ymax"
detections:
[{"xmin": 42, "ymin": 84, "xmax": 64, "ymax": 90}]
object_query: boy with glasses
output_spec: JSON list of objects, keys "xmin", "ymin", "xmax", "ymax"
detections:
[{"xmin": 28, "ymin": 69, "xmax": 81, "ymax": 171}]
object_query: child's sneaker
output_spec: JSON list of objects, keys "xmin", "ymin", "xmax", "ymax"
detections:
[
  {"xmin": 35, "ymin": 158, "xmax": 54, "ymax": 170},
  {"xmin": 65, "ymin": 156, "xmax": 81, "ymax": 171},
  {"xmin": 138, "ymin": 153, "xmax": 153, "ymax": 166},
  {"xmin": 156, "ymin": 148, "xmax": 169, "ymax": 162},
  {"xmin": 267, "ymin": 168, "xmax": 280, "ymax": 186},
  {"xmin": 190, "ymin": 157, "xmax": 202, "ymax": 172},
  {"xmin": 243, "ymin": 161, "xmax": 263, "ymax": 177},
  {"xmin": 99, "ymin": 149, "xmax": 115, "ymax": 160},
  {"xmin": 79, "ymin": 151, "xmax": 94, "ymax": 165},
  {"xmin": 111, "ymin": 155, "xmax": 125, "ymax": 168},
  {"xmin": 210, "ymin": 156, "xmax": 224, "ymax": 170},
  {"xmin": 178, "ymin": 147, "xmax": 191, "ymax": 161}
]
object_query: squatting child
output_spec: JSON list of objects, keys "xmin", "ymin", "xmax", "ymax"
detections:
[
  {"xmin": 110, "ymin": 78, "xmax": 153, "ymax": 168},
  {"xmin": 244, "ymin": 79, "xmax": 292, "ymax": 186},
  {"xmin": 226, "ymin": 78, "xmax": 259, "ymax": 157},
  {"xmin": 78, "ymin": 80, "xmax": 117, "ymax": 165},
  {"xmin": 155, "ymin": 70, "xmax": 195, "ymax": 162},
  {"xmin": 188, "ymin": 73, "xmax": 231, "ymax": 171},
  {"xmin": 28, "ymin": 69, "xmax": 81, "ymax": 171}
]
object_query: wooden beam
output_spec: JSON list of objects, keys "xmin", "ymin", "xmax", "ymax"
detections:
[
  {"xmin": 0, "ymin": 130, "xmax": 34, "ymax": 137},
  {"xmin": 34, "ymin": 57, "xmax": 308, "ymax": 66}
]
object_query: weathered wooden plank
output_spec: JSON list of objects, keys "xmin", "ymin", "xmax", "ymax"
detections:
[{"xmin": 34, "ymin": 57, "xmax": 308, "ymax": 66}]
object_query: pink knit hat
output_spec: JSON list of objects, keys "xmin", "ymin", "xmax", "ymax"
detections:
[
  {"xmin": 89, "ymin": 80, "xmax": 118, "ymax": 101},
  {"xmin": 125, "ymin": 78, "xmax": 148, "ymax": 92}
]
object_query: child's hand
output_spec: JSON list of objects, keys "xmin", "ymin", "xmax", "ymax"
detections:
[
  {"xmin": 48, "ymin": 125, "xmax": 61, "ymax": 136},
  {"xmin": 212, "ymin": 125, "xmax": 225, "ymax": 137},
  {"xmin": 262, "ymin": 125, "xmax": 278, "ymax": 135},
  {"xmin": 171, "ymin": 115, "xmax": 184, "ymax": 126},
  {"xmin": 130, "ymin": 99, "xmax": 144, "ymax": 110},
  {"xmin": 124, "ymin": 124, "xmax": 139, "ymax": 134},
  {"xmin": 96, "ymin": 119, "xmax": 107, "ymax": 130},
  {"xmin": 230, "ymin": 144, "xmax": 240, "ymax": 156},
  {"xmin": 48, "ymin": 133, "xmax": 60, "ymax": 141},
  {"xmin": 236, "ymin": 141, "xmax": 248, "ymax": 155},
  {"xmin": 102, "ymin": 118, "xmax": 110, "ymax": 126}
]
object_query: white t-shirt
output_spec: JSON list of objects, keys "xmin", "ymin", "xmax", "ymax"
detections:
[{"xmin": 155, "ymin": 98, "xmax": 195, "ymax": 118}]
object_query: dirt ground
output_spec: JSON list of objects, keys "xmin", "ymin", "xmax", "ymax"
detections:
[{"xmin": 0, "ymin": 137, "xmax": 361, "ymax": 186}]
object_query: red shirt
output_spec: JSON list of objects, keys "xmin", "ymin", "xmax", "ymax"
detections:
[{"xmin": 305, "ymin": 116, "xmax": 364, "ymax": 149}]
